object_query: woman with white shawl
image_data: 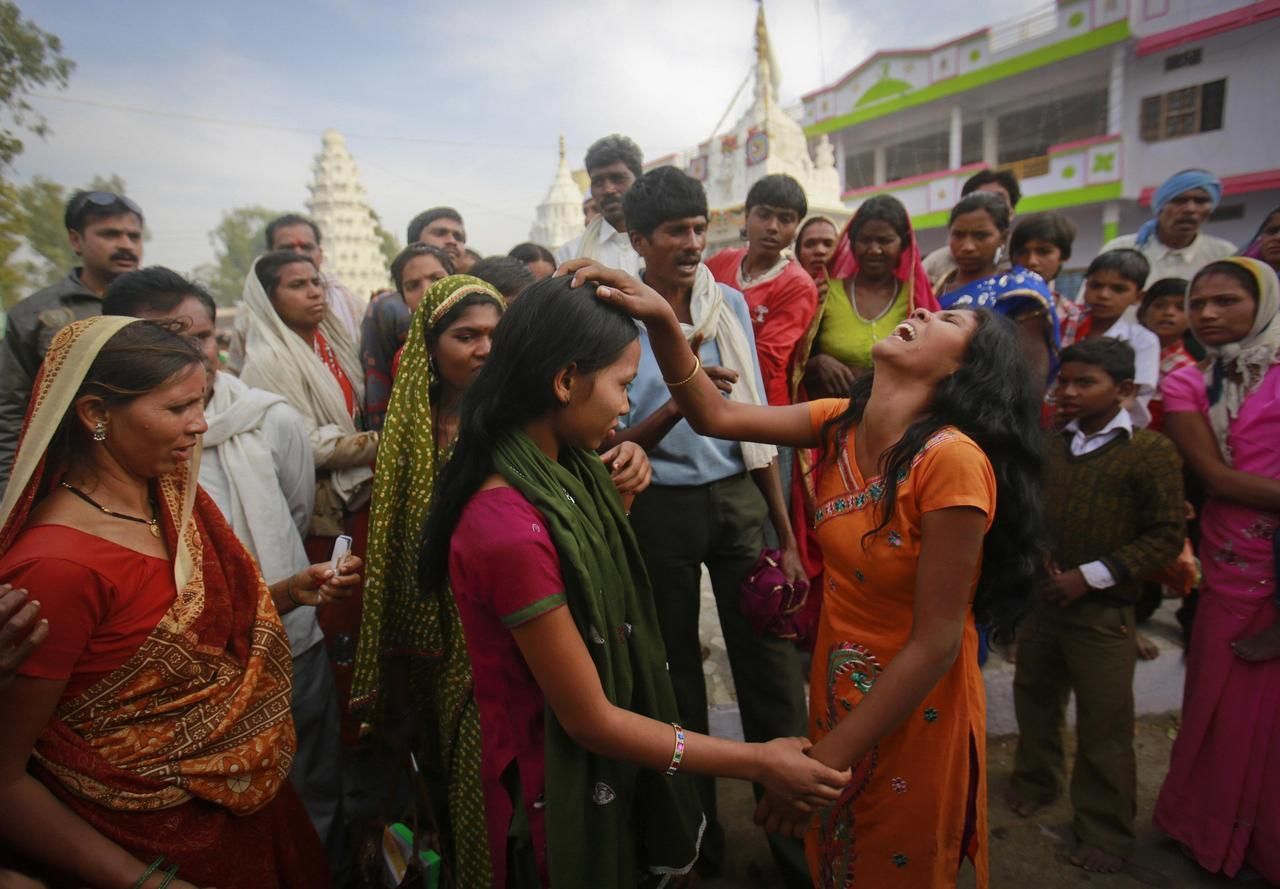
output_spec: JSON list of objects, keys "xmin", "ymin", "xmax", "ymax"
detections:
[{"xmin": 241, "ymin": 251, "xmax": 378, "ymax": 538}]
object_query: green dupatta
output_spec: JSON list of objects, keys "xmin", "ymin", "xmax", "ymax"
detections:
[
  {"xmin": 492, "ymin": 431, "xmax": 705, "ymax": 887},
  {"xmin": 351, "ymin": 275, "xmax": 504, "ymax": 889}
]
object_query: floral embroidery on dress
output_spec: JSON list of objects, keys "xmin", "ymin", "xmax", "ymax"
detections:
[
  {"xmin": 854, "ymin": 569, "xmax": 866, "ymax": 583},
  {"xmin": 891, "ymin": 777, "xmax": 908, "ymax": 794},
  {"xmin": 892, "ymin": 853, "xmax": 909, "ymax": 868},
  {"xmin": 1242, "ymin": 517, "xmax": 1278, "ymax": 540},
  {"xmin": 886, "ymin": 530, "xmax": 903, "ymax": 548},
  {"xmin": 814, "ymin": 429, "xmax": 959, "ymax": 528},
  {"xmin": 1213, "ymin": 541, "xmax": 1249, "ymax": 570},
  {"xmin": 924, "ymin": 707, "xmax": 939, "ymax": 723}
]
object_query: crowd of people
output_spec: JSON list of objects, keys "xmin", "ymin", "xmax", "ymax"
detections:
[{"xmin": 0, "ymin": 131, "xmax": 1275, "ymax": 889}]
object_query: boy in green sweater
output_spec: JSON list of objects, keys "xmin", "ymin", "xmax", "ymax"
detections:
[{"xmin": 1008, "ymin": 337, "xmax": 1185, "ymax": 875}]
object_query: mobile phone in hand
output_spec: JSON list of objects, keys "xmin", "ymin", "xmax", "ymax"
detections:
[{"xmin": 330, "ymin": 534, "xmax": 353, "ymax": 573}]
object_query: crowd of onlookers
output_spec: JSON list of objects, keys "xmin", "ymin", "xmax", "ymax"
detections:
[{"xmin": 0, "ymin": 137, "xmax": 1276, "ymax": 889}]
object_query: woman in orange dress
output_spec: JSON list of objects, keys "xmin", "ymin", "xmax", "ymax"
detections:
[{"xmin": 568, "ymin": 260, "xmax": 1043, "ymax": 888}]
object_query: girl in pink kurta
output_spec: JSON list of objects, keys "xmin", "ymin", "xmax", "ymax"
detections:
[{"xmin": 1153, "ymin": 257, "xmax": 1280, "ymax": 883}]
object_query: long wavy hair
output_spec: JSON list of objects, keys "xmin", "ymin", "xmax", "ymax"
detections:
[
  {"xmin": 419, "ymin": 276, "xmax": 640, "ymax": 590},
  {"xmin": 819, "ymin": 309, "xmax": 1043, "ymax": 640}
]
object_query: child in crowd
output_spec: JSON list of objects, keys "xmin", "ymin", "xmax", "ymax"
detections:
[
  {"xmin": 1138, "ymin": 277, "xmax": 1198, "ymax": 431},
  {"xmin": 1059, "ymin": 249, "xmax": 1161, "ymax": 427},
  {"xmin": 1009, "ymin": 338, "xmax": 1185, "ymax": 875},
  {"xmin": 1011, "ymin": 212, "xmax": 1078, "ymax": 329}
]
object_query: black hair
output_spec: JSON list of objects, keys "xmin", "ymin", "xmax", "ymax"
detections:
[
  {"xmin": 64, "ymin": 190, "xmax": 144, "ymax": 233},
  {"xmin": 255, "ymin": 250, "xmax": 318, "ymax": 296},
  {"xmin": 847, "ymin": 194, "xmax": 912, "ymax": 248},
  {"xmin": 584, "ymin": 133, "xmax": 644, "ymax": 179},
  {"xmin": 818, "ymin": 310, "xmax": 1043, "ymax": 641},
  {"xmin": 469, "ymin": 255, "xmax": 536, "ymax": 301},
  {"xmin": 264, "ymin": 214, "xmax": 322, "ymax": 250},
  {"xmin": 797, "ymin": 216, "xmax": 838, "ymax": 245},
  {"xmin": 420, "ymin": 276, "xmax": 640, "ymax": 588},
  {"xmin": 1010, "ymin": 212, "xmax": 1076, "ymax": 262},
  {"xmin": 390, "ymin": 244, "xmax": 455, "ymax": 293},
  {"xmin": 1086, "ymin": 248, "xmax": 1149, "ymax": 290},
  {"xmin": 949, "ymin": 191, "xmax": 1011, "ymax": 233},
  {"xmin": 961, "ymin": 168, "xmax": 1022, "ymax": 208},
  {"xmin": 407, "ymin": 207, "xmax": 463, "ymax": 244},
  {"xmin": 1059, "ymin": 337, "xmax": 1136, "ymax": 383},
  {"xmin": 49, "ymin": 321, "xmax": 204, "ymax": 468},
  {"xmin": 1191, "ymin": 259, "xmax": 1261, "ymax": 303},
  {"xmin": 508, "ymin": 241, "xmax": 556, "ymax": 267},
  {"xmin": 1139, "ymin": 277, "xmax": 1188, "ymax": 315},
  {"xmin": 745, "ymin": 174, "xmax": 808, "ymax": 218},
  {"xmin": 103, "ymin": 267, "xmax": 217, "ymax": 323},
  {"xmin": 623, "ymin": 166, "xmax": 708, "ymax": 238}
]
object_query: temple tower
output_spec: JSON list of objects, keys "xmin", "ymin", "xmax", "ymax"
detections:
[
  {"xmin": 305, "ymin": 129, "xmax": 389, "ymax": 298},
  {"xmin": 530, "ymin": 135, "xmax": 586, "ymax": 249}
]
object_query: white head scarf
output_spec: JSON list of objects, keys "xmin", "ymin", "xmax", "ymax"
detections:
[{"xmin": 1193, "ymin": 256, "xmax": 1280, "ymax": 464}]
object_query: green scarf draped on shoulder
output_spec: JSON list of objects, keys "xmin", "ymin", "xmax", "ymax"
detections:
[
  {"xmin": 492, "ymin": 431, "xmax": 705, "ymax": 887},
  {"xmin": 351, "ymin": 274, "xmax": 505, "ymax": 889}
]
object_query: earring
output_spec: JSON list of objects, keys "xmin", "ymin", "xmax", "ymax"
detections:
[
  {"xmin": 427, "ymin": 355, "xmax": 438, "ymax": 383},
  {"xmin": 93, "ymin": 420, "xmax": 107, "ymax": 442}
]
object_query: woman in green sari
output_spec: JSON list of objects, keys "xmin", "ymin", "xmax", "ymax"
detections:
[
  {"xmin": 420, "ymin": 276, "xmax": 849, "ymax": 888},
  {"xmin": 352, "ymin": 274, "xmax": 505, "ymax": 885}
]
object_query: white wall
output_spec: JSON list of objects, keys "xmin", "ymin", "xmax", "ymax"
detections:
[{"xmin": 1121, "ymin": 18, "xmax": 1280, "ymax": 194}]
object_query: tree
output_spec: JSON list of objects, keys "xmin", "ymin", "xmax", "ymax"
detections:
[
  {"xmin": 0, "ymin": 3, "xmax": 74, "ymax": 170},
  {"xmin": 0, "ymin": 3, "xmax": 74, "ymax": 305},
  {"xmin": 371, "ymin": 210, "xmax": 399, "ymax": 269},
  {"xmin": 197, "ymin": 206, "xmax": 285, "ymax": 306}
]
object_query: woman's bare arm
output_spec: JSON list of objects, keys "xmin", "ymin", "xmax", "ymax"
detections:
[
  {"xmin": 511, "ymin": 606, "xmax": 849, "ymax": 806},
  {"xmin": 1164, "ymin": 411, "xmax": 1280, "ymax": 511},
  {"xmin": 0, "ymin": 678, "xmax": 188, "ymax": 889}
]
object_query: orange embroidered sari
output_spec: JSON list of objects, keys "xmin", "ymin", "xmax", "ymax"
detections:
[
  {"xmin": 0, "ymin": 317, "xmax": 328, "ymax": 888},
  {"xmin": 804, "ymin": 399, "xmax": 994, "ymax": 888}
]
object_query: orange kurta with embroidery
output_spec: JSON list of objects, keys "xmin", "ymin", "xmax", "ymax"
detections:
[{"xmin": 804, "ymin": 399, "xmax": 995, "ymax": 889}]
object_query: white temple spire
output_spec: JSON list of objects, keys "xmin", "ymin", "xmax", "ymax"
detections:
[
  {"xmin": 305, "ymin": 129, "xmax": 390, "ymax": 299},
  {"xmin": 530, "ymin": 135, "xmax": 585, "ymax": 249}
]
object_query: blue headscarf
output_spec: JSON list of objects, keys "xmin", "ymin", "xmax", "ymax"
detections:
[
  {"xmin": 938, "ymin": 265, "xmax": 1061, "ymax": 377},
  {"xmin": 1136, "ymin": 169, "xmax": 1223, "ymax": 247}
]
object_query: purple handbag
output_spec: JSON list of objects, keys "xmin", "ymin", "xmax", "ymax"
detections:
[{"xmin": 739, "ymin": 548, "xmax": 811, "ymax": 643}]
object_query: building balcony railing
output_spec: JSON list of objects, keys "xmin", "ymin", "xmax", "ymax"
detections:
[{"xmin": 840, "ymin": 133, "xmax": 1124, "ymax": 228}]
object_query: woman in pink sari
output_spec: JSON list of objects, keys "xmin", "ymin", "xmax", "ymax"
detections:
[{"xmin": 1153, "ymin": 257, "xmax": 1280, "ymax": 882}]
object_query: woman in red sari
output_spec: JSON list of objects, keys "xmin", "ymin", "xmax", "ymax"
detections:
[{"xmin": 0, "ymin": 317, "xmax": 348, "ymax": 888}]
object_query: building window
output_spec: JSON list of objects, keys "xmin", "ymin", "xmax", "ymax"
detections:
[
  {"xmin": 1140, "ymin": 79, "xmax": 1226, "ymax": 141},
  {"xmin": 1164, "ymin": 48, "xmax": 1201, "ymax": 71},
  {"xmin": 961, "ymin": 122, "xmax": 984, "ymax": 165},
  {"xmin": 884, "ymin": 130, "xmax": 949, "ymax": 183},
  {"xmin": 845, "ymin": 149, "xmax": 875, "ymax": 191},
  {"xmin": 996, "ymin": 89, "xmax": 1108, "ymax": 165}
]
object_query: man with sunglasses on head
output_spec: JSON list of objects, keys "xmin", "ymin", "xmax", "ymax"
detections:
[{"xmin": 0, "ymin": 191, "xmax": 144, "ymax": 495}]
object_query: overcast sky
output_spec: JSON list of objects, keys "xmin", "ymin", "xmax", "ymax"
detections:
[{"xmin": 17, "ymin": 0, "xmax": 1039, "ymax": 273}]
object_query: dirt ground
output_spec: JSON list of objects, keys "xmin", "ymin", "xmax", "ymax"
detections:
[{"xmin": 707, "ymin": 712, "xmax": 1259, "ymax": 889}]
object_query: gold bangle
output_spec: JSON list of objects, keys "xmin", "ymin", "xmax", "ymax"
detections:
[{"xmin": 664, "ymin": 356, "xmax": 702, "ymax": 389}]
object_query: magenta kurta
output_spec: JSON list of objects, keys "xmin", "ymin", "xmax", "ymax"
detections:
[{"xmin": 1153, "ymin": 362, "xmax": 1280, "ymax": 881}]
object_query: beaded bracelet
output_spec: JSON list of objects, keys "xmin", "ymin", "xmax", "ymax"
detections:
[
  {"xmin": 664, "ymin": 356, "xmax": 702, "ymax": 389},
  {"xmin": 666, "ymin": 722, "xmax": 686, "ymax": 776}
]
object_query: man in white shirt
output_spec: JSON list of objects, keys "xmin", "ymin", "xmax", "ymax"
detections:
[
  {"xmin": 1097, "ymin": 169, "xmax": 1235, "ymax": 286},
  {"xmin": 102, "ymin": 268, "xmax": 344, "ymax": 864},
  {"xmin": 554, "ymin": 134, "xmax": 644, "ymax": 275}
]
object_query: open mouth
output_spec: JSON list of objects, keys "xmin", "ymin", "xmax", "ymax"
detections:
[
  {"xmin": 675, "ymin": 259, "xmax": 699, "ymax": 274},
  {"xmin": 890, "ymin": 322, "xmax": 917, "ymax": 342}
]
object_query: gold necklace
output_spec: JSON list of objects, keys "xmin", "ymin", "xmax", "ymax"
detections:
[{"xmin": 59, "ymin": 481, "xmax": 161, "ymax": 538}]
